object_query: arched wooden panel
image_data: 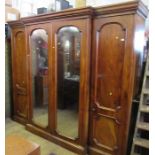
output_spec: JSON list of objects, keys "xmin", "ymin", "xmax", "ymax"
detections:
[
  {"xmin": 14, "ymin": 31, "xmax": 27, "ymax": 84},
  {"xmin": 96, "ymin": 23, "xmax": 126, "ymax": 111}
]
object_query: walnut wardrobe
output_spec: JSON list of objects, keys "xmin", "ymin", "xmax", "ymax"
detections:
[{"xmin": 8, "ymin": 1, "xmax": 148, "ymax": 155}]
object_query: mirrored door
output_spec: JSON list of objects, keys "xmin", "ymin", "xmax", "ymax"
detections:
[
  {"xmin": 56, "ymin": 26, "xmax": 81, "ymax": 139},
  {"xmin": 30, "ymin": 29, "xmax": 49, "ymax": 128}
]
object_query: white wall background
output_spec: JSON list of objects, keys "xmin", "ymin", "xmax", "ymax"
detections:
[
  {"xmin": 11, "ymin": 0, "xmax": 149, "ymax": 17},
  {"xmin": 86, "ymin": 0, "xmax": 149, "ymax": 6}
]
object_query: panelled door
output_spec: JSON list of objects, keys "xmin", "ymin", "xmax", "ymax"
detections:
[
  {"xmin": 12, "ymin": 27, "xmax": 28, "ymax": 120},
  {"xmin": 89, "ymin": 15, "xmax": 134, "ymax": 155}
]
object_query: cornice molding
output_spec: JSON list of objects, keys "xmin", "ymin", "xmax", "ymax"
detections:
[
  {"xmin": 7, "ymin": 20, "xmax": 24, "ymax": 28},
  {"xmin": 94, "ymin": 0, "xmax": 148, "ymax": 18},
  {"xmin": 22, "ymin": 7, "xmax": 93, "ymax": 25}
]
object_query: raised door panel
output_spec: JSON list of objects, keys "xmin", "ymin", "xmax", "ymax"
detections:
[
  {"xmin": 92, "ymin": 116, "xmax": 119, "ymax": 151},
  {"xmin": 96, "ymin": 23, "xmax": 125, "ymax": 110},
  {"xmin": 89, "ymin": 15, "xmax": 134, "ymax": 155},
  {"xmin": 12, "ymin": 29, "xmax": 28, "ymax": 118},
  {"xmin": 15, "ymin": 31, "xmax": 27, "ymax": 83}
]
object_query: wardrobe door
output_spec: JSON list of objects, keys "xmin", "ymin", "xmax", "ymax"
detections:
[
  {"xmin": 27, "ymin": 24, "xmax": 50, "ymax": 129},
  {"xmin": 89, "ymin": 16, "xmax": 134, "ymax": 155},
  {"xmin": 50, "ymin": 19, "xmax": 90, "ymax": 150},
  {"xmin": 12, "ymin": 28, "xmax": 28, "ymax": 122}
]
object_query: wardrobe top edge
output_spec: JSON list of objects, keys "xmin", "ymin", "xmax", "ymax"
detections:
[{"xmin": 7, "ymin": 0, "xmax": 148, "ymax": 27}]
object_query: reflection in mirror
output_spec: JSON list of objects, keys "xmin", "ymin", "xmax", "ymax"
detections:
[
  {"xmin": 57, "ymin": 26, "xmax": 81, "ymax": 139},
  {"xmin": 31, "ymin": 29, "xmax": 48, "ymax": 127}
]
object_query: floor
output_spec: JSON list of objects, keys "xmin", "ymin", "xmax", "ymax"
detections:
[{"xmin": 5, "ymin": 118, "xmax": 77, "ymax": 155}]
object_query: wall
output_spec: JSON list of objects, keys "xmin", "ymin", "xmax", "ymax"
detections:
[
  {"xmin": 5, "ymin": 39, "xmax": 12, "ymax": 118},
  {"xmin": 11, "ymin": 0, "xmax": 149, "ymax": 17},
  {"xmin": 86, "ymin": 0, "xmax": 149, "ymax": 6}
]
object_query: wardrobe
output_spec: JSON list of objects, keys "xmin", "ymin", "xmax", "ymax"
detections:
[{"xmin": 8, "ymin": 1, "xmax": 148, "ymax": 155}]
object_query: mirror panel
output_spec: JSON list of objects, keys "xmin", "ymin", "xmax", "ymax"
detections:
[
  {"xmin": 57, "ymin": 26, "xmax": 81, "ymax": 139},
  {"xmin": 30, "ymin": 29, "xmax": 48, "ymax": 127}
]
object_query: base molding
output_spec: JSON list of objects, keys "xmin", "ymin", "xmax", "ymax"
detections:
[
  {"xmin": 88, "ymin": 147, "xmax": 112, "ymax": 155},
  {"xmin": 12, "ymin": 115, "xmax": 28, "ymax": 125},
  {"xmin": 26, "ymin": 124, "xmax": 86, "ymax": 155}
]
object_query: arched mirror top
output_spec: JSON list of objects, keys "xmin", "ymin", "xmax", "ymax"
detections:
[
  {"xmin": 57, "ymin": 26, "xmax": 81, "ymax": 34},
  {"xmin": 30, "ymin": 29, "xmax": 48, "ymax": 71},
  {"xmin": 30, "ymin": 28, "xmax": 48, "ymax": 43}
]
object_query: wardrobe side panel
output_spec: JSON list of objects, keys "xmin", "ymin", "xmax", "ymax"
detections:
[{"xmin": 11, "ymin": 27, "xmax": 29, "ymax": 122}]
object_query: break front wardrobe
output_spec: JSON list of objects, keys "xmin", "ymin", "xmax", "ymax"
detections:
[{"xmin": 8, "ymin": 1, "xmax": 148, "ymax": 155}]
